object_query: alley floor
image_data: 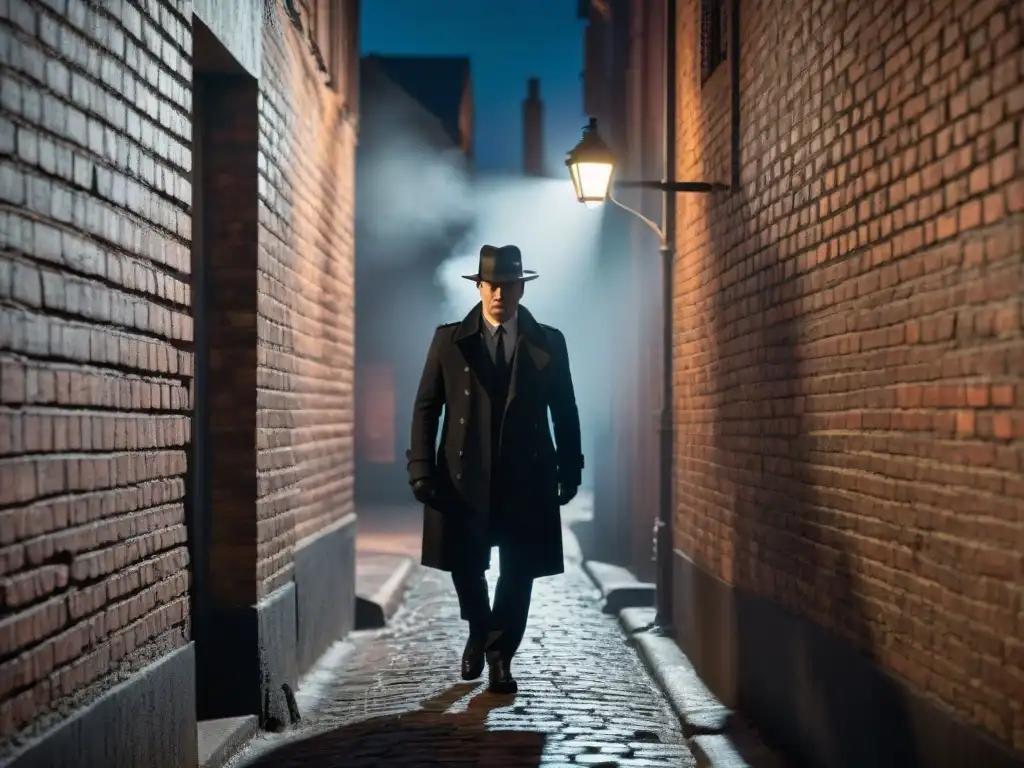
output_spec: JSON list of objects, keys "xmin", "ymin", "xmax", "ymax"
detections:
[{"xmin": 229, "ymin": 545, "xmax": 696, "ymax": 767}]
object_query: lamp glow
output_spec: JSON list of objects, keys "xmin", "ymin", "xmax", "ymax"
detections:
[{"xmin": 565, "ymin": 118, "xmax": 615, "ymax": 206}]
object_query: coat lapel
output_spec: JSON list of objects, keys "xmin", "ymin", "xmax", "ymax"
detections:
[
  {"xmin": 451, "ymin": 303, "xmax": 551, "ymax": 413},
  {"xmin": 505, "ymin": 306, "xmax": 551, "ymax": 414}
]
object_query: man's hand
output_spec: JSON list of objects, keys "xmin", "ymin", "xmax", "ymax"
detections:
[
  {"xmin": 557, "ymin": 483, "xmax": 578, "ymax": 506},
  {"xmin": 411, "ymin": 478, "xmax": 438, "ymax": 506}
]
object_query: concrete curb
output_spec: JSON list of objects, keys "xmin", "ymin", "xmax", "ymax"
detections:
[
  {"xmin": 198, "ymin": 716, "xmax": 258, "ymax": 768},
  {"xmin": 616, "ymin": 609, "xmax": 789, "ymax": 767},
  {"xmin": 619, "ymin": 608, "xmax": 732, "ymax": 737},
  {"xmin": 690, "ymin": 728, "xmax": 788, "ymax": 768},
  {"xmin": 582, "ymin": 560, "xmax": 656, "ymax": 614},
  {"xmin": 354, "ymin": 554, "xmax": 415, "ymax": 630}
]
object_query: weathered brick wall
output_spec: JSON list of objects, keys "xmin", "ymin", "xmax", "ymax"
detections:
[
  {"xmin": 256, "ymin": 8, "xmax": 356, "ymax": 598},
  {"xmin": 673, "ymin": 0, "xmax": 1023, "ymax": 750},
  {"xmin": 0, "ymin": 0, "xmax": 192, "ymax": 749}
]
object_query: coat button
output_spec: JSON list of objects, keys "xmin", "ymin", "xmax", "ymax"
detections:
[
  {"xmin": 464, "ymin": 366, "xmax": 469, "ymax": 372},
  {"xmin": 459, "ymin": 450, "xmax": 464, "ymax": 456},
  {"xmin": 459, "ymin": 418, "xmax": 465, "ymax": 424},
  {"xmin": 456, "ymin": 473, "xmax": 462, "ymax": 480},
  {"xmin": 464, "ymin": 389, "xmax": 470, "ymax": 395}
]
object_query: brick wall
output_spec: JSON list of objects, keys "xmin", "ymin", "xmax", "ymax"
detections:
[
  {"xmin": 256, "ymin": 7, "xmax": 356, "ymax": 598},
  {"xmin": 673, "ymin": 0, "xmax": 1022, "ymax": 751},
  {"xmin": 0, "ymin": 0, "xmax": 192, "ymax": 750},
  {"xmin": 0, "ymin": 0, "xmax": 356, "ymax": 751}
]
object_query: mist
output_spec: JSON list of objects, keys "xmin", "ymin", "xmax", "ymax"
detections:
[{"xmin": 356, "ymin": 62, "xmax": 475, "ymax": 265}]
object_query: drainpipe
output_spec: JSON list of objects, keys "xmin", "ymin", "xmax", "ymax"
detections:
[{"xmin": 654, "ymin": 0, "xmax": 677, "ymax": 629}]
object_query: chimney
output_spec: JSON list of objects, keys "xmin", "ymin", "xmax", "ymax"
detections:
[{"xmin": 522, "ymin": 77, "xmax": 544, "ymax": 176}]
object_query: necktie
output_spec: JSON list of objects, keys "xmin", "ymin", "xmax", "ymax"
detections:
[{"xmin": 494, "ymin": 326, "xmax": 507, "ymax": 377}]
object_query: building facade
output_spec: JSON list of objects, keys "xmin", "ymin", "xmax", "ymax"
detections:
[
  {"xmin": 0, "ymin": 1, "xmax": 359, "ymax": 765},
  {"xmin": 584, "ymin": 0, "xmax": 1023, "ymax": 765},
  {"xmin": 354, "ymin": 54, "xmax": 474, "ymax": 506},
  {"xmin": 579, "ymin": 0, "xmax": 668, "ymax": 577}
]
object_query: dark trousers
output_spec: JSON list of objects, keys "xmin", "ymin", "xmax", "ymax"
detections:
[
  {"xmin": 451, "ymin": 565, "xmax": 533, "ymax": 659},
  {"xmin": 459, "ymin": 364, "xmax": 530, "ymax": 659}
]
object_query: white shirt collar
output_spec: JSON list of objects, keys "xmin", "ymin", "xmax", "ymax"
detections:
[{"xmin": 482, "ymin": 312, "xmax": 518, "ymax": 338}]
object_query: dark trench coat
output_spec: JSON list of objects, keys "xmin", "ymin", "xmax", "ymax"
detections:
[{"xmin": 406, "ymin": 303, "xmax": 584, "ymax": 578}]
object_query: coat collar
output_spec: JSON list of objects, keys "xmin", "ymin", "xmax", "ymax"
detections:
[
  {"xmin": 452, "ymin": 303, "xmax": 549, "ymax": 352},
  {"xmin": 453, "ymin": 303, "xmax": 552, "ymax": 413}
]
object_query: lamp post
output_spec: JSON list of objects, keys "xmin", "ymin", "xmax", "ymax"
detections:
[{"xmin": 566, "ymin": 115, "xmax": 727, "ymax": 628}]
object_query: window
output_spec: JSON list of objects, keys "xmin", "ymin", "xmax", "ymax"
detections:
[{"xmin": 700, "ymin": 0, "xmax": 728, "ymax": 84}]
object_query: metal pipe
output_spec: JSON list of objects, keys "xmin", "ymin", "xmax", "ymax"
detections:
[
  {"xmin": 654, "ymin": 0, "xmax": 677, "ymax": 630},
  {"xmin": 616, "ymin": 180, "xmax": 728, "ymax": 193},
  {"xmin": 608, "ymin": 193, "xmax": 664, "ymax": 241}
]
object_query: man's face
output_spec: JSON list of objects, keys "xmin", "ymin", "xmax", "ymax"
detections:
[{"xmin": 478, "ymin": 280, "xmax": 524, "ymax": 324}]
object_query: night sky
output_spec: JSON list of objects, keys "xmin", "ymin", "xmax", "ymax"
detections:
[{"xmin": 361, "ymin": 0, "xmax": 587, "ymax": 174}]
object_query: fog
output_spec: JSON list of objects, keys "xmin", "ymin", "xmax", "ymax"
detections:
[{"xmin": 355, "ymin": 74, "xmax": 475, "ymax": 264}]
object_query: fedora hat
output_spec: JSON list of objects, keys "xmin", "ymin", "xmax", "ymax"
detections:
[{"xmin": 462, "ymin": 244, "xmax": 539, "ymax": 283}]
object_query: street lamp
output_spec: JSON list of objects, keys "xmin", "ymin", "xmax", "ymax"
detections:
[
  {"xmin": 566, "ymin": 114, "xmax": 727, "ymax": 630},
  {"xmin": 566, "ymin": 117, "xmax": 728, "ymax": 205},
  {"xmin": 565, "ymin": 118, "xmax": 615, "ymax": 208}
]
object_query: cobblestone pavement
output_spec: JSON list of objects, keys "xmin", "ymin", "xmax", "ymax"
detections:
[{"xmin": 232, "ymin": 553, "xmax": 695, "ymax": 767}]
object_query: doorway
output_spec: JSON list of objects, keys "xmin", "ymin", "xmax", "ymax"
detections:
[{"xmin": 188, "ymin": 17, "xmax": 259, "ymax": 720}]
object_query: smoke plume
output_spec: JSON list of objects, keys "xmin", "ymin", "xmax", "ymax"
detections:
[{"xmin": 356, "ymin": 82, "xmax": 475, "ymax": 264}]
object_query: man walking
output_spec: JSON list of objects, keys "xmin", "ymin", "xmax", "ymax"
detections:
[{"xmin": 407, "ymin": 244, "xmax": 584, "ymax": 694}]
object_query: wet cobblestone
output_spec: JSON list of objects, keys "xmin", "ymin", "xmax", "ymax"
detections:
[{"xmin": 233, "ymin": 559, "xmax": 695, "ymax": 767}]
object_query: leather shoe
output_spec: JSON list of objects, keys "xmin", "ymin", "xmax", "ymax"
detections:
[
  {"xmin": 486, "ymin": 653, "xmax": 517, "ymax": 694},
  {"xmin": 461, "ymin": 632, "xmax": 486, "ymax": 680}
]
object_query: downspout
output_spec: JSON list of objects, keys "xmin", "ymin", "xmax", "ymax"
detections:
[{"xmin": 655, "ymin": 0, "xmax": 677, "ymax": 628}]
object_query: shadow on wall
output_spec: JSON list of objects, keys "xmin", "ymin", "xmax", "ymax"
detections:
[
  {"xmin": 712, "ymin": 189, "xmax": 919, "ymax": 768},
  {"xmin": 239, "ymin": 683, "xmax": 547, "ymax": 767},
  {"xmin": 709, "ymin": 7, "xmax": 920, "ymax": 768},
  {"xmin": 585, "ymin": 199, "xmax": 646, "ymax": 563}
]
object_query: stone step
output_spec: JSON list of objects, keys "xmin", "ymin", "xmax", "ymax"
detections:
[
  {"xmin": 198, "ymin": 716, "xmax": 257, "ymax": 768},
  {"xmin": 584, "ymin": 560, "xmax": 657, "ymax": 613},
  {"xmin": 354, "ymin": 552, "xmax": 416, "ymax": 629}
]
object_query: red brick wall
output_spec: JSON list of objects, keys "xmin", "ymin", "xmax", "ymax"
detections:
[
  {"xmin": 0, "ymin": 0, "xmax": 193, "ymax": 746},
  {"xmin": 257, "ymin": 9, "xmax": 356, "ymax": 597},
  {"xmin": 673, "ymin": 0, "xmax": 1022, "ymax": 751}
]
